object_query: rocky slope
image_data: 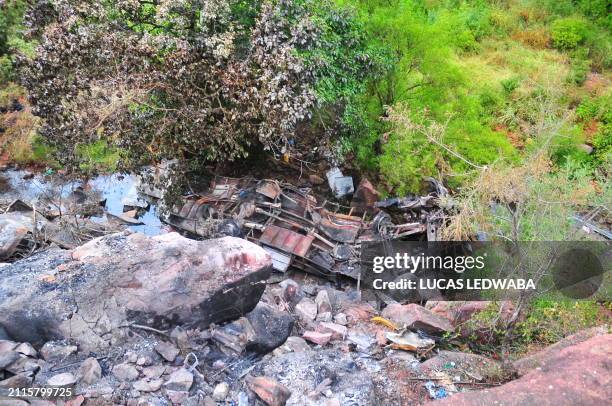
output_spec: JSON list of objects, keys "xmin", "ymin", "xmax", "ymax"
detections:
[{"xmin": 0, "ymin": 232, "xmax": 609, "ymax": 405}]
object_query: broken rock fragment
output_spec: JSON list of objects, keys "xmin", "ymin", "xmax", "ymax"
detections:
[
  {"xmin": 316, "ymin": 322, "xmax": 347, "ymax": 341},
  {"xmin": 0, "ymin": 351, "xmax": 20, "ymax": 369},
  {"xmin": 5, "ymin": 356, "xmax": 40, "ymax": 375},
  {"xmin": 164, "ymin": 368, "xmax": 193, "ymax": 392},
  {"xmin": 246, "ymin": 303, "xmax": 294, "ymax": 354},
  {"xmin": 14, "ymin": 342, "xmax": 37, "ymax": 357},
  {"xmin": 303, "ymin": 331, "xmax": 332, "ymax": 346},
  {"xmin": 0, "ymin": 215, "xmax": 30, "ymax": 261},
  {"xmin": 0, "ymin": 233, "xmax": 272, "ymax": 350},
  {"xmin": 78, "ymin": 357, "xmax": 102, "ymax": 385},
  {"xmin": 381, "ymin": 303, "xmax": 453, "ymax": 335},
  {"xmin": 112, "ymin": 363, "xmax": 139, "ymax": 382},
  {"xmin": 212, "ymin": 382, "xmax": 230, "ymax": 401},
  {"xmin": 247, "ymin": 376, "xmax": 292, "ymax": 406},
  {"xmin": 294, "ymin": 298, "xmax": 317, "ymax": 324},
  {"xmin": 315, "ymin": 290, "xmax": 333, "ymax": 322},
  {"xmin": 133, "ymin": 378, "xmax": 164, "ymax": 393},
  {"xmin": 46, "ymin": 372, "xmax": 76, "ymax": 387},
  {"xmin": 40, "ymin": 341, "xmax": 77, "ymax": 361},
  {"xmin": 155, "ymin": 341, "xmax": 180, "ymax": 362},
  {"xmin": 0, "ymin": 373, "xmax": 33, "ymax": 388},
  {"xmin": 275, "ymin": 336, "xmax": 310, "ymax": 355}
]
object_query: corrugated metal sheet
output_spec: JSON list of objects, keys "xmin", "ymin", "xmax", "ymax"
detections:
[
  {"xmin": 260, "ymin": 225, "xmax": 314, "ymax": 257},
  {"xmin": 263, "ymin": 246, "xmax": 292, "ymax": 272}
]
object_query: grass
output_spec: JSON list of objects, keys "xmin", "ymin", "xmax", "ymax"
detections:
[
  {"xmin": 344, "ymin": 0, "xmax": 610, "ymax": 195},
  {"xmin": 515, "ymin": 299, "xmax": 609, "ymax": 347},
  {"xmin": 76, "ymin": 139, "xmax": 121, "ymax": 173}
]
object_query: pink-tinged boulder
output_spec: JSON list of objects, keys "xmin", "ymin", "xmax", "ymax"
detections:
[
  {"xmin": 381, "ymin": 304, "xmax": 453, "ymax": 335},
  {"xmin": 0, "ymin": 232, "xmax": 272, "ymax": 350},
  {"xmin": 342, "ymin": 303, "xmax": 377, "ymax": 326},
  {"xmin": 513, "ymin": 326, "xmax": 608, "ymax": 376},
  {"xmin": 247, "ymin": 376, "xmax": 291, "ymax": 406},
  {"xmin": 432, "ymin": 334, "xmax": 612, "ymax": 406},
  {"xmin": 303, "ymin": 331, "xmax": 332, "ymax": 346}
]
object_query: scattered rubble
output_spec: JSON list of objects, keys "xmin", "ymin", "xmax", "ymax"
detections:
[
  {"xmin": 0, "ymin": 168, "xmax": 609, "ymax": 405},
  {"xmin": 381, "ymin": 303, "xmax": 454, "ymax": 335}
]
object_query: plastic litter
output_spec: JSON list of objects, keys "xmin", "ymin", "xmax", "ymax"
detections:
[
  {"xmin": 386, "ymin": 330, "xmax": 435, "ymax": 351},
  {"xmin": 326, "ymin": 167, "xmax": 354, "ymax": 198},
  {"xmin": 424, "ymin": 381, "xmax": 449, "ymax": 399}
]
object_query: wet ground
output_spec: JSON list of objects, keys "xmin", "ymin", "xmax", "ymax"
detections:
[{"xmin": 0, "ymin": 169, "xmax": 166, "ymax": 236}]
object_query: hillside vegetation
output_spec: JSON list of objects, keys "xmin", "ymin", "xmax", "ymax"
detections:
[
  {"xmin": 339, "ymin": 0, "xmax": 610, "ymax": 194},
  {"xmin": 0, "ymin": 0, "xmax": 610, "ymax": 240}
]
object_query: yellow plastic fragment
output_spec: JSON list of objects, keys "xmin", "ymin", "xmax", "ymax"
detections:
[
  {"xmin": 370, "ymin": 316, "xmax": 398, "ymax": 331},
  {"xmin": 389, "ymin": 343, "xmax": 418, "ymax": 352}
]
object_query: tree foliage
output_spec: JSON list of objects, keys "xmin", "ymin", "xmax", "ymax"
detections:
[{"xmin": 20, "ymin": 0, "xmax": 372, "ymax": 174}]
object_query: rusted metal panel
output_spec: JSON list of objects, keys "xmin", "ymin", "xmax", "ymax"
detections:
[
  {"xmin": 209, "ymin": 176, "xmax": 244, "ymax": 199},
  {"xmin": 260, "ymin": 225, "xmax": 314, "ymax": 257},
  {"xmin": 256, "ymin": 180, "xmax": 281, "ymax": 200},
  {"xmin": 280, "ymin": 189, "xmax": 313, "ymax": 217},
  {"xmin": 316, "ymin": 210, "xmax": 362, "ymax": 243}
]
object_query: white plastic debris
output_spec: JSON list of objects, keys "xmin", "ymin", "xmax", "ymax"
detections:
[{"xmin": 326, "ymin": 167, "xmax": 354, "ymax": 199}]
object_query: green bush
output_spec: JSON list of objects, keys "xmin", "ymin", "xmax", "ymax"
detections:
[
  {"xmin": 577, "ymin": 0, "xmax": 609, "ymax": 21},
  {"xmin": 551, "ymin": 17, "xmax": 588, "ymax": 50},
  {"xmin": 501, "ymin": 77, "xmax": 520, "ymax": 94},
  {"xmin": 568, "ymin": 57, "xmax": 590, "ymax": 85},
  {"xmin": 0, "ymin": 55, "xmax": 11, "ymax": 83},
  {"xmin": 76, "ymin": 140, "xmax": 120, "ymax": 174},
  {"xmin": 577, "ymin": 95, "xmax": 612, "ymax": 169},
  {"xmin": 550, "ymin": 125, "xmax": 590, "ymax": 167}
]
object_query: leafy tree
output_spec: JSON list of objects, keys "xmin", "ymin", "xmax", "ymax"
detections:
[{"xmin": 19, "ymin": 0, "xmax": 373, "ymax": 176}]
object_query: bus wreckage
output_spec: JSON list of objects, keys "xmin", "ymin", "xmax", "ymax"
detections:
[{"xmin": 152, "ymin": 176, "xmax": 449, "ymax": 280}]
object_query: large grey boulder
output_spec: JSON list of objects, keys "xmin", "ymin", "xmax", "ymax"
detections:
[{"xmin": 0, "ymin": 232, "xmax": 272, "ymax": 350}]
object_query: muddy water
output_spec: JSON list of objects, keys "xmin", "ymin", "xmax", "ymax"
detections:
[{"xmin": 0, "ymin": 169, "xmax": 166, "ymax": 236}]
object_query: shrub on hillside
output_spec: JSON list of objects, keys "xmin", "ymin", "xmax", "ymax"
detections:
[
  {"xmin": 20, "ymin": 0, "xmax": 375, "ymax": 176},
  {"xmin": 551, "ymin": 17, "xmax": 588, "ymax": 50},
  {"xmin": 511, "ymin": 28, "xmax": 551, "ymax": 49}
]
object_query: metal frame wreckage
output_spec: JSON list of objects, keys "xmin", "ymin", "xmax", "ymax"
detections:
[
  {"xmin": 0, "ymin": 167, "xmax": 450, "ymax": 275},
  {"xmin": 161, "ymin": 175, "xmax": 449, "ymax": 280}
]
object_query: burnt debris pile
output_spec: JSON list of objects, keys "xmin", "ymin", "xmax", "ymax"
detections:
[{"xmin": 163, "ymin": 175, "xmax": 449, "ymax": 280}]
